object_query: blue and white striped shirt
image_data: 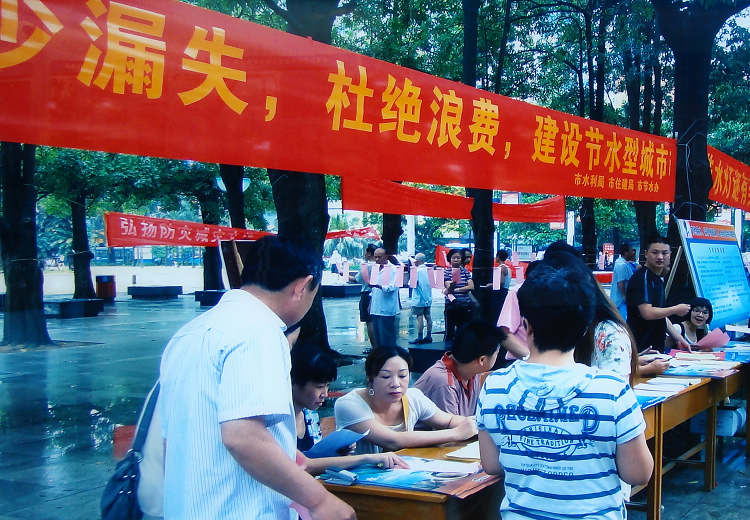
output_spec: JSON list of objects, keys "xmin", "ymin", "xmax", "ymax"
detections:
[
  {"xmin": 477, "ymin": 361, "xmax": 645, "ymax": 520},
  {"xmin": 160, "ymin": 289, "xmax": 297, "ymax": 520}
]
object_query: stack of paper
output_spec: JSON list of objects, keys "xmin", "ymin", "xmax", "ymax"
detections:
[{"xmin": 446, "ymin": 441, "xmax": 480, "ymax": 460}]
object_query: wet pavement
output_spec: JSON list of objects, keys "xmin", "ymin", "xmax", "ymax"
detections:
[{"xmin": 0, "ymin": 291, "xmax": 748, "ymax": 519}]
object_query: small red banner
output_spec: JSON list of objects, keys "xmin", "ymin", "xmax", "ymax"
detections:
[
  {"xmin": 0, "ymin": 0, "xmax": 676, "ymax": 201},
  {"xmin": 325, "ymin": 227, "xmax": 381, "ymax": 241},
  {"xmin": 708, "ymin": 146, "xmax": 750, "ymax": 212},
  {"xmin": 342, "ymin": 178, "xmax": 565, "ymax": 223},
  {"xmin": 105, "ymin": 212, "xmax": 272, "ymax": 247},
  {"xmin": 105, "ymin": 212, "xmax": 381, "ymax": 246}
]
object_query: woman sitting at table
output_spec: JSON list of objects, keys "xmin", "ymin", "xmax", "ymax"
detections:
[
  {"xmin": 667, "ymin": 297, "xmax": 713, "ymax": 350},
  {"xmin": 291, "ymin": 346, "xmax": 408, "ymax": 473},
  {"xmin": 334, "ymin": 346, "xmax": 478, "ymax": 454}
]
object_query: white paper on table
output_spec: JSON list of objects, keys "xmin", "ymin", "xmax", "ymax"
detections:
[
  {"xmin": 646, "ymin": 377, "xmax": 701, "ymax": 386},
  {"xmin": 635, "ymin": 383, "xmax": 684, "ymax": 393},
  {"xmin": 409, "ymin": 266, "xmax": 418, "ymax": 288},
  {"xmin": 634, "ymin": 387, "xmax": 680, "ymax": 397},
  {"xmin": 446, "ymin": 441, "xmax": 480, "ymax": 460},
  {"xmin": 397, "ymin": 456, "xmax": 480, "ymax": 474},
  {"xmin": 695, "ymin": 328, "xmax": 730, "ymax": 349},
  {"xmin": 726, "ymin": 324, "xmax": 750, "ymax": 334},
  {"xmin": 393, "ymin": 265, "xmax": 404, "ymax": 287},
  {"xmin": 492, "ymin": 267, "xmax": 502, "ymax": 290}
]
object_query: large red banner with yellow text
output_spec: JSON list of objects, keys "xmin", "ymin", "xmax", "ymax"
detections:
[
  {"xmin": 0, "ymin": 0, "xmax": 676, "ymax": 201},
  {"xmin": 708, "ymin": 146, "xmax": 750, "ymax": 212}
]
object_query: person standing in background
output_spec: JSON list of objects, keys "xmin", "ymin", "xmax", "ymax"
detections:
[
  {"xmin": 408, "ymin": 253, "xmax": 433, "ymax": 344},
  {"xmin": 611, "ymin": 244, "xmax": 637, "ymax": 319}
]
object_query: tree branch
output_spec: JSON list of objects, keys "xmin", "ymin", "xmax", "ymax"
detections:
[{"xmin": 332, "ymin": 1, "xmax": 357, "ymax": 17}]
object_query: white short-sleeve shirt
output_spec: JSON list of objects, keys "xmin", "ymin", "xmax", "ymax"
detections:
[
  {"xmin": 159, "ymin": 289, "xmax": 297, "ymax": 520},
  {"xmin": 334, "ymin": 387, "xmax": 438, "ymax": 454}
]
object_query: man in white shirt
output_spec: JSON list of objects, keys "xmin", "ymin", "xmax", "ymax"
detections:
[
  {"xmin": 159, "ymin": 236, "xmax": 355, "ymax": 520},
  {"xmin": 369, "ymin": 247, "xmax": 400, "ymax": 347}
]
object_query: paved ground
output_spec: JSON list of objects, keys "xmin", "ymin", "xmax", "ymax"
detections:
[{"xmin": 0, "ymin": 291, "xmax": 748, "ymax": 519}]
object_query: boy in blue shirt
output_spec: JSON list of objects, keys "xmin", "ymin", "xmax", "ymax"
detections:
[{"xmin": 477, "ymin": 261, "xmax": 653, "ymax": 520}]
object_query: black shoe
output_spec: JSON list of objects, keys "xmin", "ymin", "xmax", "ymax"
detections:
[
  {"xmin": 408, "ymin": 338, "xmax": 423, "ymax": 344},
  {"xmin": 422, "ymin": 336, "xmax": 433, "ymax": 343}
]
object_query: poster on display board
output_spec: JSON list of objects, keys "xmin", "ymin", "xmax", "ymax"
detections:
[{"xmin": 676, "ymin": 219, "xmax": 750, "ymax": 329}]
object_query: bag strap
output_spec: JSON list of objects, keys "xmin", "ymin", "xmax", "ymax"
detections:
[
  {"xmin": 401, "ymin": 394, "xmax": 410, "ymax": 428},
  {"xmin": 131, "ymin": 382, "xmax": 160, "ymax": 453}
]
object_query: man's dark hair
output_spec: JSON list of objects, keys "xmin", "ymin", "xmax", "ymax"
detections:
[
  {"xmin": 496, "ymin": 249, "xmax": 509, "ymax": 262},
  {"xmin": 619, "ymin": 243, "xmax": 633, "ymax": 255},
  {"xmin": 544, "ymin": 240, "xmax": 582, "ymax": 263},
  {"xmin": 645, "ymin": 235, "xmax": 669, "ymax": 250},
  {"xmin": 365, "ymin": 243, "xmax": 377, "ymax": 255},
  {"xmin": 240, "ymin": 236, "xmax": 323, "ymax": 290},
  {"xmin": 291, "ymin": 346, "xmax": 337, "ymax": 386},
  {"xmin": 451, "ymin": 321, "xmax": 505, "ymax": 364},
  {"xmin": 518, "ymin": 263, "xmax": 595, "ymax": 352},
  {"xmin": 365, "ymin": 346, "xmax": 413, "ymax": 383}
]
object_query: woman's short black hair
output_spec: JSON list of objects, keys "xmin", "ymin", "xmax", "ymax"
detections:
[
  {"xmin": 364, "ymin": 346, "xmax": 413, "ymax": 383},
  {"xmin": 447, "ymin": 248, "xmax": 463, "ymax": 262},
  {"xmin": 291, "ymin": 346, "xmax": 337, "ymax": 386},
  {"xmin": 518, "ymin": 263, "xmax": 595, "ymax": 352},
  {"xmin": 687, "ymin": 297, "xmax": 713, "ymax": 324}
]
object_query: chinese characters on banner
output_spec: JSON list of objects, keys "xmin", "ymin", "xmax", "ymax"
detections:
[
  {"xmin": 104, "ymin": 212, "xmax": 381, "ymax": 246},
  {"xmin": 708, "ymin": 146, "xmax": 750, "ymax": 213},
  {"xmin": 105, "ymin": 212, "xmax": 272, "ymax": 247},
  {"xmin": 0, "ymin": 0, "xmax": 699, "ymax": 202}
]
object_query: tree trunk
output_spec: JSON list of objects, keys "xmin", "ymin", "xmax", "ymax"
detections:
[
  {"xmin": 382, "ymin": 214, "xmax": 402, "ymax": 255},
  {"xmin": 652, "ymin": 0, "xmax": 750, "ymax": 245},
  {"xmin": 1, "ymin": 142, "xmax": 51, "ymax": 346},
  {"xmin": 268, "ymin": 169, "xmax": 331, "ymax": 350},
  {"xmin": 268, "ymin": 0, "xmax": 347, "ymax": 353},
  {"xmin": 219, "ymin": 164, "xmax": 246, "ymax": 229},
  {"xmin": 70, "ymin": 193, "xmax": 96, "ymax": 299},
  {"xmin": 463, "ymin": 0, "xmax": 494, "ymax": 321},
  {"xmin": 580, "ymin": 198, "xmax": 597, "ymax": 268},
  {"xmin": 197, "ymin": 195, "xmax": 225, "ymax": 291}
]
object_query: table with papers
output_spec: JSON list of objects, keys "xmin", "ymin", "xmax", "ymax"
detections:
[{"xmin": 322, "ymin": 441, "xmax": 502, "ymax": 520}]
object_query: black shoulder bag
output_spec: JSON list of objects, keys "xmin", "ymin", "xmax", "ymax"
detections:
[{"xmin": 101, "ymin": 382, "xmax": 160, "ymax": 520}]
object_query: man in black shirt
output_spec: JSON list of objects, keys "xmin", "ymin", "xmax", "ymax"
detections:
[{"xmin": 626, "ymin": 236, "xmax": 691, "ymax": 354}]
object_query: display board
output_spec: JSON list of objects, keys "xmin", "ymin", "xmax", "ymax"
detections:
[{"xmin": 677, "ymin": 219, "xmax": 750, "ymax": 329}]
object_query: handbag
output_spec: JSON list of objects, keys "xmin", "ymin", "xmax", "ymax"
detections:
[{"xmin": 101, "ymin": 382, "xmax": 160, "ymax": 520}]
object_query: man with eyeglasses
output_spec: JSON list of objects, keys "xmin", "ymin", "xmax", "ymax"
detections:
[{"xmin": 626, "ymin": 236, "xmax": 691, "ymax": 355}]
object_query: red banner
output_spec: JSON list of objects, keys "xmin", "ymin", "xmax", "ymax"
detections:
[
  {"xmin": 342, "ymin": 178, "xmax": 564, "ymax": 222},
  {"xmin": 105, "ymin": 212, "xmax": 381, "ymax": 246},
  {"xmin": 492, "ymin": 195, "xmax": 565, "ymax": 223},
  {"xmin": 325, "ymin": 226, "xmax": 381, "ymax": 241},
  {"xmin": 105, "ymin": 212, "xmax": 272, "ymax": 246},
  {"xmin": 0, "ymin": 0, "xmax": 676, "ymax": 201},
  {"xmin": 708, "ymin": 146, "xmax": 750, "ymax": 212}
]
